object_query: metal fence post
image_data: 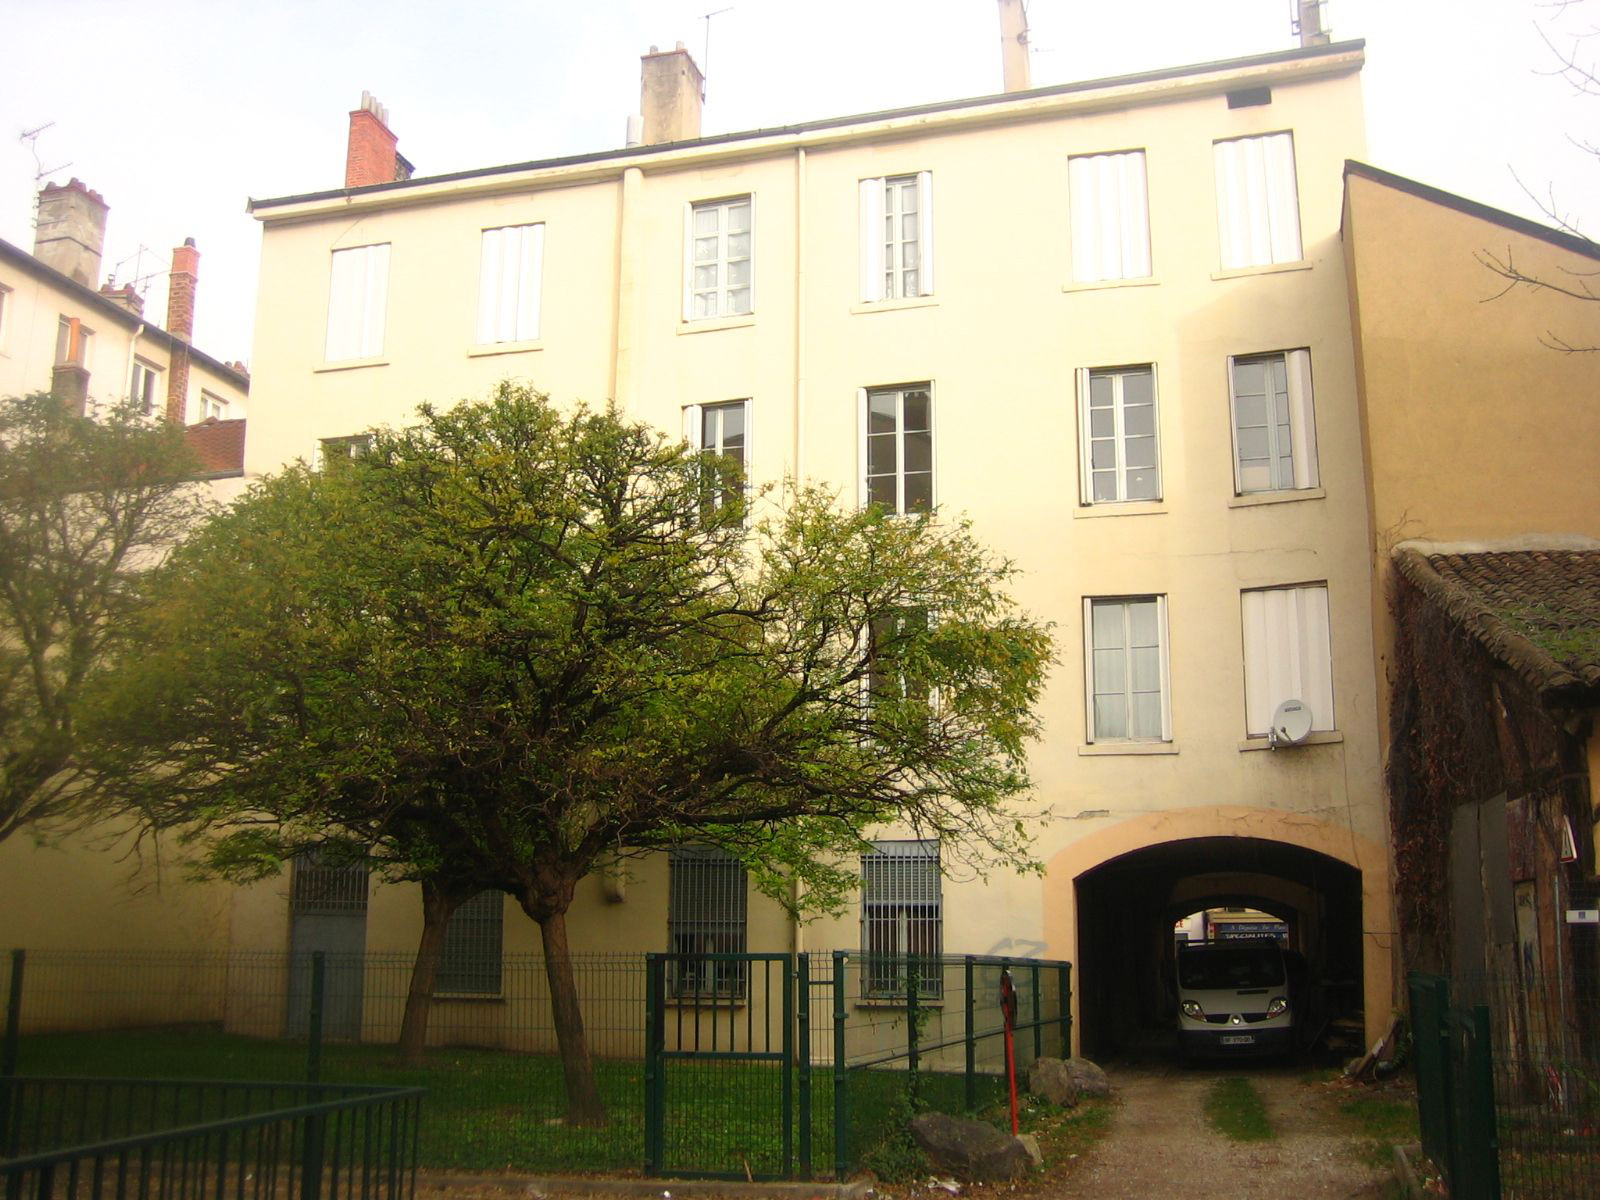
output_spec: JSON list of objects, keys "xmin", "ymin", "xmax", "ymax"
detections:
[
  {"xmin": 905, "ymin": 955, "xmax": 919, "ymax": 1106},
  {"xmin": 0, "ymin": 949, "xmax": 23, "ymax": 1159},
  {"xmin": 1464, "ymin": 1005, "xmax": 1501, "ymax": 1200},
  {"xmin": 797, "ymin": 953, "xmax": 812, "ymax": 1180},
  {"xmin": 963, "ymin": 957, "xmax": 976, "ymax": 1112},
  {"xmin": 644, "ymin": 953, "xmax": 664, "ymax": 1174},
  {"xmin": 832, "ymin": 951, "xmax": 848, "ymax": 1181},
  {"xmin": 1031, "ymin": 963, "xmax": 1042, "ymax": 1060},
  {"xmin": 781, "ymin": 954, "xmax": 795, "ymax": 1179},
  {"xmin": 306, "ymin": 952, "xmax": 325, "ymax": 1083},
  {"xmin": 1058, "ymin": 962, "xmax": 1072, "ymax": 1057}
]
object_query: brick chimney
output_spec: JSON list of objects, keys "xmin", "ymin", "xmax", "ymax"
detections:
[
  {"xmin": 99, "ymin": 282, "xmax": 144, "ymax": 316},
  {"xmin": 34, "ymin": 179, "xmax": 109, "ymax": 287},
  {"xmin": 639, "ymin": 44, "xmax": 703, "ymax": 146},
  {"xmin": 346, "ymin": 92, "xmax": 414, "ymax": 188},
  {"xmin": 165, "ymin": 239, "xmax": 198, "ymax": 424},
  {"xmin": 997, "ymin": 0, "xmax": 1032, "ymax": 92},
  {"xmin": 1297, "ymin": 0, "xmax": 1330, "ymax": 46}
]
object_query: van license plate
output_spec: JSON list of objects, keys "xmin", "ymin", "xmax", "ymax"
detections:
[{"xmin": 1221, "ymin": 1035, "xmax": 1255, "ymax": 1045}]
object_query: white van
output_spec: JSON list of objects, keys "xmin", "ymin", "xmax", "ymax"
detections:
[{"xmin": 1175, "ymin": 941, "xmax": 1293, "ymax": 1059}]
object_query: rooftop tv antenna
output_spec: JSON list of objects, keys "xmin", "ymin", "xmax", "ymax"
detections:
[
  {"xmin": 19, "ymin": 122, "xmax": 72, "ymax": 231},
  {"xmin": 701, "ymin": 6, "xmax": 734, "ymax": 101}
]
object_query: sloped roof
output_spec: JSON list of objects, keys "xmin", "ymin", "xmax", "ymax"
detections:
[
  {"xmin": 183, "ymin": 418, "xmax": 246, "ymax": 477},
  {"xmin": 1392, "ymin": 546, "xmax": 1600, "ymax": 704}
]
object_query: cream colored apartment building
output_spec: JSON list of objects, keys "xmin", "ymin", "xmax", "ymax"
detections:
[{"xmin": 233, "ymin": 39, "xmax": 1389, "ymax": 1055}]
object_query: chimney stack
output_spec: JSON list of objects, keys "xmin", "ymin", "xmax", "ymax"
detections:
[
  {"xmin": 1296, "ymin": 0, "xmax": 1330, "ymax": 47},
  {"xmin": 165, "ymin": 238, "xmax": 198, "ymax": 425},
  {"xmin": 997, "ymin": 0, "xmax": 1032, "ymax": 93},
  {"xmin": 345, "ymin": 92, "xmax": 414, "ymax": 188},
  {"xmin": 639, "ymin": 43, "xmax": 703, "ymax": 146},
  {"xmin": 99, "ymin": 282, "xmax": 144, "ymax": 317},
  {"xmin": 34, "ymin": 179, "xmax": 109, "ymax": 287}
]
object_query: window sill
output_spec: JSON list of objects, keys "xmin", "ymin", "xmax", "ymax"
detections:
[
  {"xmin": 314, "ymin": 357, "xmax": 390, "ymax": 374},
  {"xmin": 1239, "ymin": 730, "xmax": 1343, "ymax": 752},
  {"xmin": 850, "ymin": 296, "xmax": 938, "ymax": 316},
  {"xmin": 666, "ymin": 998, "xmax": 747, "ymax": 1009},
  {"xmin": 1228, "ymin": 486, "xmax": 1324, "ymax": 509},
  {"xmin": 432, "ymin": 992, "xmax": 506, "ymax": 1003},
  {"xmin": 1079, "ymin": 741, "xmax": 1179, "ymax": 757},
  {"xmin": 1210, "ymin": 259, "xmax": 1313, "ymax": 282},
  {"xmin": 678, "ymin": 314, "xmax": 755, "ymax": 336},
  {"xmin": 467, "ymin": 340, "xmax": 543, "ymax": 358},
  {"xmin": 1073, "ymin": 500, "xmax": 1167, "ymax": 519},
  {"xmin": 854, "ymin": 998, "xmax": 945, "ymax": 1010},
  {"xmin": 1061, "ymin": 276, "xmax": 1160, "ymax": 294}
]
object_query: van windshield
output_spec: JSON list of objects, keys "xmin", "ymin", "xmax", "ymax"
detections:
[{"xmin": 1177, "ymin": 944, "xmax": 1284, "ymax": 989}]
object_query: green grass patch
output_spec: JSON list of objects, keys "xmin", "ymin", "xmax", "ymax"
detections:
[
  {"xmin": 1204, "ymin": 1076, "xmax": 1274, "ymax": 1142},
  {"xmin": 1333, "ymin": 1088, "xmax": 1418, "ymax": 1168}
]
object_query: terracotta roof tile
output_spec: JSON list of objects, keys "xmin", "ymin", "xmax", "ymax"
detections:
[
  {"xmin": 183, "ymin": 418, "xmax": 246, "ymax": 476},
  {"xmin": 1392, "ymin": 547, "xmax": 1600, "ymax": 702}
]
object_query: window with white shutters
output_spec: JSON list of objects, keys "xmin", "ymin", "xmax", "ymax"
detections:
[
  {"xmin": 860, "ymin": 840, "xmax": 942, "ymax": 998},
  {"xmin": 1241, "ymin": 584, "xmax": 1334, "ymax": 737},
  {"xmin": 476, "ymin": 224, "xmax": 544, "ymax": 344},
  {"xmin": 1214, "ymin": 133, "xmax": 1302, "ymax": 269},
  {"xmin": 1229, "ymin": 348, "xmax": 1318, "ymax": 494},
  {"xmin": 324, "ymin": 244, "xmax": 390, "ymax": 362},
  {"xmin": 859, "ymin": 173, "xmax": 935, "ymax": 302},
  {"xmin": 668, "ymin": 848, "xmax": 748, "ymax": 998},
  {"xmin": 1069, "ymin": 151, "xmax": 1152, "ymax": 282},
  {"xmin": 438, "ymin": 890, "xmax": 504, "ymax": 995},
  {"xmin": 685, "ymin": 197, "xmax": 753, "ymax": 320},
  {"xmin": 1077, "ymin": 365, "xmax": 1160, "ymax": 503},
  {"xmin": 1085, "ymin": 596, "xmax": 1170, "ymax": 742}
]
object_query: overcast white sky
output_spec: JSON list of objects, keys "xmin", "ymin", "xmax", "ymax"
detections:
[{"xmin": 2, "ymin": 0, "xmax": 1595, "ymax": 365}]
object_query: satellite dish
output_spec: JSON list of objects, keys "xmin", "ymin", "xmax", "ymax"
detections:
[{"xmin": 1269, "ymin": 699, "xmax": 1313, "ymax": 748}]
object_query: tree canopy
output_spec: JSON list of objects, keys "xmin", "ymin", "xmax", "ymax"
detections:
[
  {"xmin": 93, "ymin": 384, "xmax": 1052, "ymax": 1123},
  {"xmin": 0, "ymin": 392, "xmax": 205, "ymax": 844}
]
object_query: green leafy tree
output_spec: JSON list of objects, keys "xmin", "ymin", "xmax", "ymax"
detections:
[
  {"xmin": 0, "ymin": 392, "xmax": 205, "ymax": 844},
  {"xmin": 93, "ymin": 385, "xmax": 1051, "ymax": 1126}
]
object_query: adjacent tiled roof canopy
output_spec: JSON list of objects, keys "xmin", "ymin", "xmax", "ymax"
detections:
[
  {"xmin": 1393, "ymin": 546, "xmax": 1600, "ymax": 705},
  {"xmin": 183, "ymin": 418, "xmax": 246, "ymax": 477}
]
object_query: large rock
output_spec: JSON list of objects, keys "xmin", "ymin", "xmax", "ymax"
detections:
[
  {"xmin": 908, "ymin": 1112, "xmax": 1034, "ymax": 1181},
  {"xmin": 1066, "ymin": 1056, "xmax": 1111, "ymax": 1099},
  {"xmin": 1027, "ymin": 1057, "xmax": 1078, "ymax": 1107}
]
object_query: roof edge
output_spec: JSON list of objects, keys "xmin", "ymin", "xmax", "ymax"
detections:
[{"xmin": 1345, "ymin": 160, "xmax": 1600, "ymax": 262}]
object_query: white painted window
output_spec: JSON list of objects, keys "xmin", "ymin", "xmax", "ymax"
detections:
[
  {"xmin": 683, "ymin": 399, "xmax": 750, "ymax": 519},
  {"xmin": 859, "ymin": 173, "xmax": 935, "ymax": 302},
  {"xmin": 1085, "ymin": 596, "xmax": 1170, "ymax": 742},
  {"xmin": 324, "ymin": 243, "xmax": 390, "ymax": 362},
  {"xmin": 1241, "ymin": 584, "xmax": 1334, "ymax": 737},
  {"xmin": 858, "ymin": 384, "xmax": 934, "ymax": 514},
  {"xmin": 684, "ymin": 197, "xmax": 753, "ymax": 320},
  {"xmin": 130, "ymin": 359, "xmax": 162, "ymax": 417},
  {"xmin": 316, "ymin": 433, "xmax": 373, "ymax": 470},
  {"xmin": 1214, "ymin": 132, "xmax": 1302, "ymax": 268},
  {"xmin": 476, "ymin": 223, "xmax": 544, "ymax": 344},
  {"xmin": 867, "ymin": 608, "xmax": 931, "ymax": 710},
  {"xmin": 0, "ymin": 284, "xmax": 11, "ymax": 350},
  {"xmin": 861, "ymin": 840, "xmax": 942, "ymax": 998},
  {"xmin": 668, "ymin": 847, "xmax": 748, "ymax": 998},
  {"xmin": 1077, "ymin": 365, "xmax": 1160, "ymax": 503},
  {"xmin": 199, "ymin": 391, "xmax": 228, "ymax": 421},
  {"xmin": 1229, "ymin": 349, "xmax": 1318, "ymax": 493},
  {"xmin": 1069, "ymin": 150, "xmax": 1152, "ymax": 282},
  {"xmin": 55, "ymin": 316, "xmax": 92, "ymax": 365}
]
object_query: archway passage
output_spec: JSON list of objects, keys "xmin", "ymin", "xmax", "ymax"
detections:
[{"xmin": 1074, "ymin": 837, "xmax": 1364, "ymax": 1060}]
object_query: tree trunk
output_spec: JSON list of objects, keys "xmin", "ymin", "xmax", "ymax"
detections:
[
  {"xmin": 397, "ymin": 879, "xmax": 464, "ymax": 1066},
  {"xmin": 537, "ymin": 907, "xmax": 607, "ymax": 1127}
]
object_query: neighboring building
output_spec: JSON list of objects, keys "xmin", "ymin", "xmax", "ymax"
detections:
[
  {"xmin": 1342, "ymin": 163, "xmax": 1600, "ymax": 1044},
  {"xmin": 236, "ymin": 37, "xmax": 1391, "ymax": 1057}
]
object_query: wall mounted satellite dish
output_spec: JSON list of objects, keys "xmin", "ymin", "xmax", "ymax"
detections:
[{"xmin": 1269, "ymin": 699, "xmax": 1313, "ymax": 748}]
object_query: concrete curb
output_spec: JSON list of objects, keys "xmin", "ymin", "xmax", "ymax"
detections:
[
  {"xmin": 420, "ymin": 1172, "xmax": 875, "ymax": 1200},
  {"xmin": 1391, "ymin": 1143, "xmax": 1426, "ymax": 1198}
]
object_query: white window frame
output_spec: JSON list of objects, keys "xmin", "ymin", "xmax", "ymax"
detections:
[
  {"xmin": 1076, "ymin": 364, "xmax": 1161, "ymax": 504},
  {"xmin": 1068, "ymin": 150, "xmax": 1152, "ymax": 283},
  {"xmin": 437, "ymin": 890, "xmax": 504, "ymax": 996},
  {"xmin": 1214, "ymin": 132, "xmax": 1303, "ymax": 269},
  {"xmin": 315, "ymin": 433, "xmax": 373, "ymax": 470},
  {"xmin": 476, "ymin": 223, "xmax": 544, "ymax": 344},
  {"xmin": 1241, "ymin": 583, "xmax": 1334, "ymax": 738},
  {"xmin": 1228, "ymin": 348, "xmax": 1318, "ymax": 494},
  {"xmin": 857, "ymin": 383, "xmax": 935, "ymax": 514},
  {"xmin": 858, "ymin": 172, "xmax": 935, "ymax": 302},
  {"xmin": 1083, "ymin": 595, "xmax": 1171, "ymax": 743},
  {"xmin": 199, "ymin": 391, "xmax": 228, "ymax": 422},
  {"xmin": 860, "ymin": 839, "xmax": 942, "ymax": 999},
  {"xmin": 55, "ymin": 316, "xmax": 93, "ymax": 366},
  {"xmin": 668, "ymin": 847, "xmax": 749, "ymax": 999},
  {"xmin": 129, "ymin": 358, "xmax": 162, "ymax": 417},
  {"xmin": 683, "ymin": 195, "xmax": 754, "ymax": 321},
  {"xmin": 0, "ymin": 284, "xmax": 11, "ymax": 351},
  {"xmin": 682, "ymin": 399, "xmax": 752, "ymax": 519},
  {"xmin": 324, "ymin": 243, "xmax": 390, "ymax": 363}
]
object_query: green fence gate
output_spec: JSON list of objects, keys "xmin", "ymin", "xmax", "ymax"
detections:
[{"xmin": 1410, "ymin": 971, "xmax": 1501, "ymax": 1200}]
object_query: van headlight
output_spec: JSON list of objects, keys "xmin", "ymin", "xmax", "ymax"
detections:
[
  {"xmin": 1180, "ymin": 1000, "xmax": 1205, "ymax": 1020},
  {"xmin": 1266, "ymin": 997, "xmax": 1288, "ymax": 1018}
]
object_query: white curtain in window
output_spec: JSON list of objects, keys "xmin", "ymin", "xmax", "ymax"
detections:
[
  {"xmin": 1069, "ymin": 151, "xmax": 1151, "ymax": 282},
  {"xmin": 1241, "ymin": 584, "xmax": 1334, "ymax": 736},
  {"xmin": 859, "ymin": 174, "xmax": 934, "ymax": 301},
  {"xmin": 325, "ymin": 244, "xmax": 390, "ymax": 362},
  {"xmin": 477, "ymin": 224, "xmax": 543, "ymax": 344},
  {"xmin": 1214, "ymin": 133, "xmax": 1302, "ymax": 269}
]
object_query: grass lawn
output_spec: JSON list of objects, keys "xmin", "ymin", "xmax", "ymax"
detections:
[{"xmin": 1204, "ymin": 1076, "xmax": 1274, "ymax": 1141}]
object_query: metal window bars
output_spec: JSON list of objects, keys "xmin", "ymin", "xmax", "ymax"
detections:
[
  {"xmin": 668, "ymin": 849, "xmax": 749, "ymax": 999},
  {"xmin": 860, "ymin": 841, "xmax": 942, "ymax": 998}
]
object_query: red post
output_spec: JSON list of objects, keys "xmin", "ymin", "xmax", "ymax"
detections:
[{"xmin": 1000, "ymin": 967, "xmax": 1019, "ymax": 1136}]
